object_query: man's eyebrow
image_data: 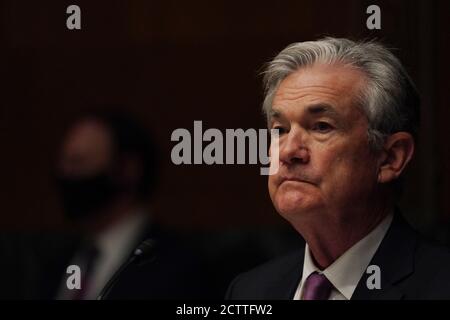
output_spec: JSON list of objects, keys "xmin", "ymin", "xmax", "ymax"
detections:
[
  {"xmin": 269, "ymin": 103, "xmax": 340, "ymax": 120},
  {"xmin": 269, "ymin": 109, "xmax": 282, "ymax": 119},
  {"xmin": 305, "ymin": 103, "xmax": 341, "ymax": 118}
]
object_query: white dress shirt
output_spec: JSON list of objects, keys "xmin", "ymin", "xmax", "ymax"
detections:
[
  {"xmin": 57, "ymin": 211, "xmax": 149, "ymax": 300},
  {"xmin": 293, "ymin": 213, "xmax": 393, "ymax": 300}
]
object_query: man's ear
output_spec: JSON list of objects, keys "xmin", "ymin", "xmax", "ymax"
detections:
[{"xmin": 377, "ymin": 132, "xmax": 415, "ymax": 184}]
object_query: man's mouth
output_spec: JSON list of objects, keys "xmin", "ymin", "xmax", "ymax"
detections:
[{"xmin": 279, "ymin": 176, "xmax": 315, "ymax": 186}]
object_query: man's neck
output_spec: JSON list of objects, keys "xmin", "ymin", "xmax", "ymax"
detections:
[
  {"xmin": 295, "ymin": 205, "xmax": 392, "ymax": 270},
  {"xmin": 81, "ymin": 198, "xmax": 145, "ymax": 236}
]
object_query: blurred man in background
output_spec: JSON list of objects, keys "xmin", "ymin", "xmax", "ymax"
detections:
[
  {"xmin": 53, "ymin": 110, "xmax": 159, "ymax": 299},
  {"xmin": 0, "ymin": 109, "xmax": 221, "ymax": 299}
]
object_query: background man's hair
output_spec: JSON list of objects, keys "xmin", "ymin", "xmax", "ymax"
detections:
[{"xmin": 262, "ymin": 37, "xmax": 421, "ymax": 151}]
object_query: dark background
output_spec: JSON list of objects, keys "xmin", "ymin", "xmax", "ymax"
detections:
[{"xmin": 1, "ymin": 0, "xmax": 449, "ymax": 242}]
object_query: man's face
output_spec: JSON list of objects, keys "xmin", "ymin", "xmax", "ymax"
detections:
[
  {"xmin": 57, "ymin": 118, "xmax": 118, "ymax": 221},
  {"xmin": 268, "ymin": 63, "xmax": 380, "ymax": 223},
  {"xmin": 59, "ymin": 119, "xmax": 113, "ymax": 178}
]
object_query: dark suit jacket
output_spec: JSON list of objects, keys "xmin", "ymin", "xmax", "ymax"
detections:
[
  {"xmin": 0, "ymin": 222, "xmax": 220, "ymax": 299},
  {"xmin": 226, "ymin": 212, "xmax": 450, "ymax": 300}
]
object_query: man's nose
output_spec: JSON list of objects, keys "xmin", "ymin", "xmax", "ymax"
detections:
[{"xmin": 279, "ymin": 128, "xmax": 310, "ymax": 165}]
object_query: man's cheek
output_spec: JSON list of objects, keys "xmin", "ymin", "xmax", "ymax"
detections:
[
  {"xmin": 323, "ymin": 164, "xmax": 363, "ymax": 198},
  {"xmin": 268, "ymin": 177, "xmax": 277, "ymax": 199}
]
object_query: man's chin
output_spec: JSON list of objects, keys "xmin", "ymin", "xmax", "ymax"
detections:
[
  {"xmin": 277, "ymin": 204, "xmax": 307, "ymax": 218},
  {"xmin": 274, "ymin": 194, "xmax": 317, "ymax": 219}
]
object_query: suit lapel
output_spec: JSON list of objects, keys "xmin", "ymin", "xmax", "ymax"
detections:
[
  {"xmin": 266, "ymin": 246, "xmax": 305, "ymax": 299},
  {"xmin": 352, "ymin": 210, "xmax": 418, "ymax": 300}
]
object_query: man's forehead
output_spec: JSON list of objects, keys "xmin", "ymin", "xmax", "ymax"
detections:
[
  {"xmin": 279, "ymin": 62, "xmax": 366, "ymax": 87},
  {"xmin": 270, "ymin": 64, "xmax": 366, "ymax": 119},
  {"xmin": 62, "ymin": 119, "xmax": 114, "ymax": 161}
]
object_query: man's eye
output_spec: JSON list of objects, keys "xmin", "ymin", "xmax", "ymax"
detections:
[
  {"xmin": 273, "ymin": 126, "xmax": 287, "ymax": 135},
  {"xmin": 312, "ymin": 122, "xmax": 333, "ymax": 133}
]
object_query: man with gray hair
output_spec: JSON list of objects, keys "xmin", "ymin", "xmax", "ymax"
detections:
[{"xmin": 226, "ymin": 37, "xmax": 450, "ymax": 300}]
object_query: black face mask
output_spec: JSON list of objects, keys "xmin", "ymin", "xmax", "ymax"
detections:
[{"xmin": 56, "ymin": 173, "xmax": 119, "ymax": 221}]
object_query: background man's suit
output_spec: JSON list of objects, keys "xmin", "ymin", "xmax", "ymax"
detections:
[{"xmin": 0, "ymin": 223, "xmax": 220, "ymax": 299}]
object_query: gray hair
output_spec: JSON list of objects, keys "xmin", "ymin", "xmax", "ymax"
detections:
[{"xmin": 262, "ymin": 37, "xmax": 420, "ymax": 151}]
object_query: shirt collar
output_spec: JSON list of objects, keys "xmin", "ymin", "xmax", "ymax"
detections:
[
  {"xmin": 95, "ymin": 210, "xmax": 149, "ymax": 261},
  {"xmin": 301, "ymin": 212, "xmax": 393, "ymax": 300}
]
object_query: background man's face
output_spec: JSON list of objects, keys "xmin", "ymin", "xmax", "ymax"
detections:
[
  {"xmin": 59, "ymin": 119, "xmax": 114, "ymax": 178},
  {"xmin": 268, "ymin": 63, "xmax": 380, "ymax": 223},
  {"xmin": 57, "ymin": 118, "xmax": 118, "ymax": 221}
]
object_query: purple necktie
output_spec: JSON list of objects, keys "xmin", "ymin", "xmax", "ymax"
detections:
[{"xmin": 302, "ymin": 272, "xmax": 333, "ymax": 300}]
